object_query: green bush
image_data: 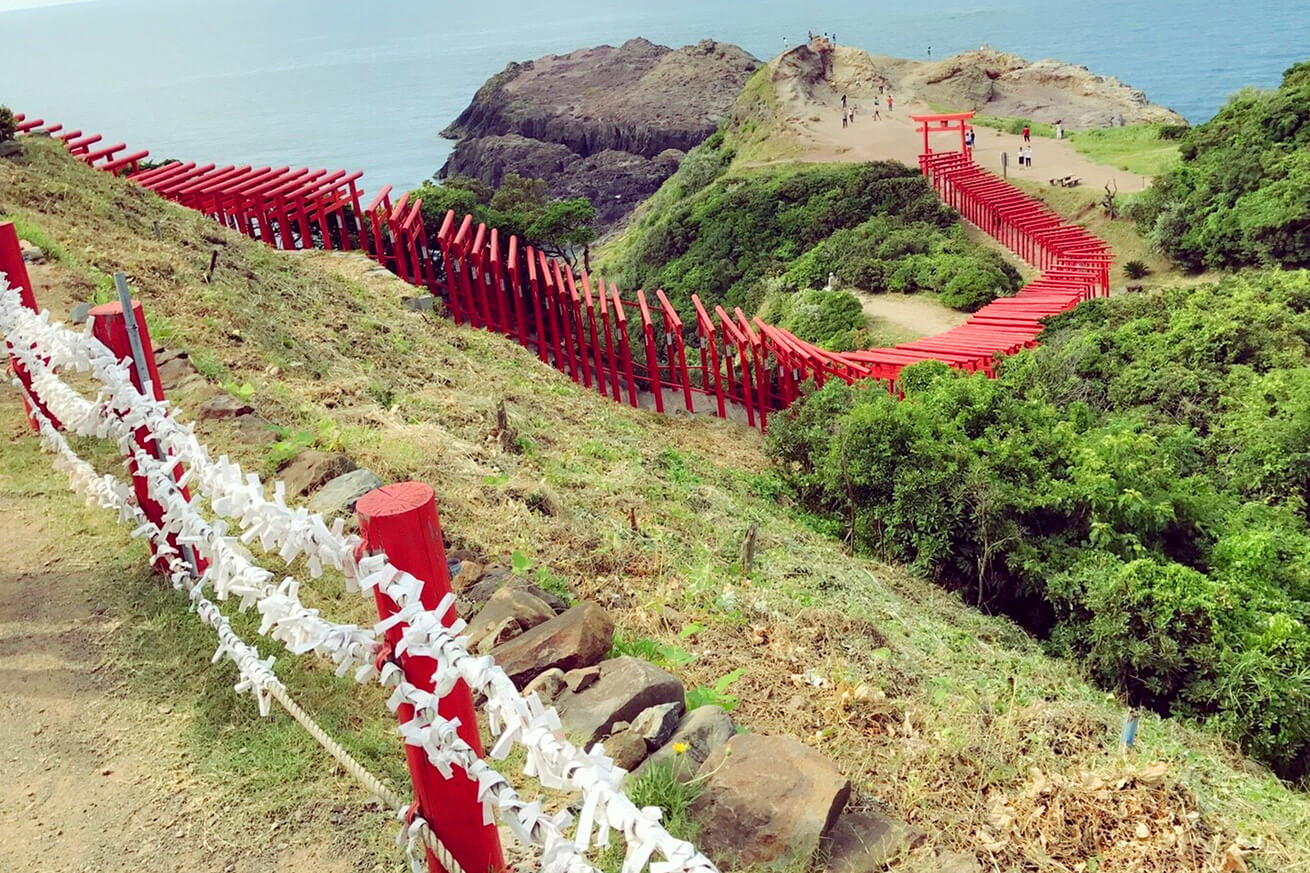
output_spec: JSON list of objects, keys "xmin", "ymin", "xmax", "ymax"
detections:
[
  {"xmin": 760, "ymin": 288, "xmax": 868, "ymax": 351},
  {"xmin": 0, "ymin": 106, "xmax": 16, "ymax": 143},
  {"xmin": 1123, "ymin": 259, "xmax": 1150, "ymax": 279},
  {"xmin": 766, "ymin": 269, "xmax": 1310, "ymax": 777},
  {"xmin": 1134, "ymin": 61, "xmax": 1310, "ymax": 270}
]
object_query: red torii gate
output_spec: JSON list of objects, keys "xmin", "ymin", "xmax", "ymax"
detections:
[{"xmin": 912, "ymin": 110, "xmax": 976, "ymax": 170}]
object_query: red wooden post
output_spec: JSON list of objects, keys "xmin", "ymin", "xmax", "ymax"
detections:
[
  {"xmin": 564, "ymin": 270, "xmax": 590, "ymax": 388},
  {"xmin": 656, "ymin": 289, "xmax": 694, "ymax": 413},
  {"xmin": 611, "ymin": 286, "xmax": 639, "ymax": 407},
  {"xmin": 89, "ymin": 299, "xmax": 203, "ymax": 574},
  {"xmin": 526, "ymin": 247, "xmax": 547, "ymax": 363},
  {"xmin": 581, "ymin": 274, "xmax": 606, "ymax": 396},
  {"xmin": 507, "ymin": 236, "xmax": 528, "ymax": 348},
  {"xmin": 0, "ymin": 221, "xmax": 60, "ymax": 432},
  {"xmin": 553, "ymin": 261, "xmax": 580, "ymax": 383},
  {"xmin": 637, "ymin": 290, "xmax": 663, "ymax": 413},
  {"xmin": 356, "ymin": 483, "xmax": 506, "ymax": 873}
]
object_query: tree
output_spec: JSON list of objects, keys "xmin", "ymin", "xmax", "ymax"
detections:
[
  {"xmin": 0, "ymin": 105, "xmax": 17, "ymax": 144},
  {"xmin": 527, "ymin": 198, "xmax": 597, "ymax": 268}
]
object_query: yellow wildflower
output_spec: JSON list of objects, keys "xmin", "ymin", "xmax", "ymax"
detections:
[{"xmin": 672, "ymin": 742, "xmax": 689, "ymax": 755}]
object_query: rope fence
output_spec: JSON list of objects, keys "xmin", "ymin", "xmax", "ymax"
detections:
[{"xmin": 0, "ymin": 223, "xmax": 719, "ymax": 873}]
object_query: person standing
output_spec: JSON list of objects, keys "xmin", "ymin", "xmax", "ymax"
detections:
[
  {"xmin": 842, "ymin": 93, "xmax": 848, "ymax": 110},
  {"xmin": 1022, "ymin": 125, "xmax": 1031, "ymax": 143},
  {"xmin": 848, "ymin": 106, "xmax": 855, "ymax": 126},
  {"xmin": 872, "ymin": 97, "xmax": 881, "ymax": 120},
  {"xmin": 887, "ymin": 94, "xmax": 894, "ymax": 113},
  {"xmin": 842, "ymin": 107, "xmax": 848, "ymax": 129},
  {"xmin": 966, "ymin": 128, "xmax": 975, "ymax": 149},
  {"xmin": 1055, "ymin": 120, "xmax": 1064, "ymax": 140}
]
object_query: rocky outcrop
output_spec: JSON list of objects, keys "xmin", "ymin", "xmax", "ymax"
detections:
[
  {"xmin": 488, "ymin": 601, "xmax": 614, "ymax": 687},
  {"xmin": 824, "ymin": 46, "xmax": 1184, "ymax": 129},
  {"xmin": 440, "ymin": 37, "xmax": 759, "ymax": 230}
]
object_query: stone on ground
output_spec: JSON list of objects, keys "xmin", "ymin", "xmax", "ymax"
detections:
[
  {"xmin": 465, "ymin": 587, "xmax": 556, "ymax": 646},
  {"xmin": 19, "ymin": 239, "xmax": 45, "ymax": 263},
  {"xmin": 198, "ymin": 393, "xmax": 253, "ymax": 419},
  {"xmin": 68, "ymin": 302, "xmax": 93, "ymax": 325},
  {"xmin": 553, "ymin": 656, "xmax": 684, "ymax": 747},
  {"xmin": 638, "ymin": 704, "xmax": 734, "ymax": 782},
  {"xmin": 234, "ymin": 413, "xmax": 276, "ymax": 445},
  {"xmin": 458, "ymin": 568, "xmax": 569, "ymax": 617},
  {"xmin": 523, "ymin": 668, "xmax": 566, "ymax": 703},
  {"xmin": 489, "ymin": 601, "xmax": 614, "ymax": 687},
  {"xmin": 154, "ymin": 349, "xmax": 199, "ymax": 391},
  {"xmin": 629, "ymin": 701, "xmax": 683, "ymax": 749},
  {"xmin": 690, "ymin": 734, "xmax": 851, "ymax": 869},
  {"xmin": 307, "ymin": 468, "xmax": 383, "ymax": 516},
  {"xmin": 823, "ymin": 810, "xmax": 919, "ymax": 873},
  {"xmin": 279, "ymin": 451, "xmax": 358, "ymax": 499},
  {"xmin": 603, "ymin": 728, "xmax": 650, "ymax": 771}
]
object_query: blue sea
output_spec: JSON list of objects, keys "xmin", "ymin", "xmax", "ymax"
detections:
[{"xmin": 2, "ymin": 0, "xmax": 1307, "ymax": 193}]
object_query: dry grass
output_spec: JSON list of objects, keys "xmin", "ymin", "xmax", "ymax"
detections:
[{"xmin": 2, "ymin": 138, "xmax": 1307, "ymax": 872}]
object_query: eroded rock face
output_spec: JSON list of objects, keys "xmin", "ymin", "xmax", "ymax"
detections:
[
  {"xmin": 690, "ymin": 734, "xmax": 851, "ymax": 870},
  {"xmin": 439, "ymin": 37, "xmax": 760, "ymax": 230}
]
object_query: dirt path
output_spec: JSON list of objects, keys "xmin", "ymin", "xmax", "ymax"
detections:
[
  {"xmin": 855, "ymin": 292, "xmax": 969, "ymax": 340},
  {"xmin": 0, "ymin": 399, "xmax": 360, "ymax": 873},
  {"xmin": 760, "ymin": 50, "xmax": 1151, "ymax": 195}
]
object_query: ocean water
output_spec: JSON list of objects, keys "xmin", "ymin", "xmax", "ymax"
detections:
[{"xmin": 2, "ymin": 0, "xmax": 1307, "ymax": 193}]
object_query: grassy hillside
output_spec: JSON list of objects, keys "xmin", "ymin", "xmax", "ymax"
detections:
[{"xmin": 3, "ymin": 137, "xmax": 1309, "ymax": 871}]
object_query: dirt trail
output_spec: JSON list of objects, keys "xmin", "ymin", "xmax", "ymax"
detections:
[
  {"xmin": 855, "ymin": 292, "xmax": 969, "ymax": 339},
  {"xmin": 761, "ymin": 48, "xmax": 1151, "ymax": 193},
  {"xmin": 0, "ymin": 400, "xmax": 356, "ymax": 873}
]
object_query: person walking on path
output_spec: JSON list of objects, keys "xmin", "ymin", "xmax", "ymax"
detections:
[
  {"xmin": 872, "ymin": 97, "xmax": 881, "ymax": 120},
  {"xmin": 887, "ymin": 94, "xmax": 894, "ymax": 113},
  {"xmin": 1022, "ymin": 125, "xmax": 1031, "ymax": 143},
  {"xmin": 842, "ymin": 107, "xmax": 848, "ymax": 129},
  {"xmin": 841, "ymin": 93, "xmax": 848, "ymax": 110},
  {"xmin": 965, "ymin": 128, "xmax": 975, "ymax": 149}
]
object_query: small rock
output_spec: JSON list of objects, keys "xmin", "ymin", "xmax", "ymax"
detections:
[
  {"xmin": 68, "ymin": 303, "xmax": 93, "ymax": 325},
  {"xmin": 155, "ymin": 350, "xmax": 199, "ymax": 391},
  {"xmin": 555, "ymin": 656, "xmax": 685, "ymax": 747},
  {"xmin": 31, "ymin": 725, "xmax": 43, "ymax": 737},
  {"xmin": 474, "ymin": 617, "xmax": 524, "ymax": 654},
  {"xmin": 451, "ymin": 560, "xmax": 485, "ymax": 593},
  {"xmin": 307, "ymin": 469, "xmax": 384, "ymax": 516},
  {"xmin": 490, "ymin": 602, "xmax": 614, "ymax": 688},
  {"xmin": 198, "ymin": 394, "xmax": 253, "ymax": 420},
  {"xmin": 403, "ymin": 296, "xmax": 435, "ymax": 313},
  {"xmin": 466, "ymin": 587, "xmax": 555, "ymax": 645},
  {"xmin": 101, "ymin": 768, "xmax": 113, "ymax": 776},
  {"xmin": 604, "ymin": 729, "xmax": 650, "ymax": 771},
  {"xmin": 234, "ymin": 414, "xmax": 276, "ymax": 445},
  {"xmin": 278, "ymin": 450, "xmax": 357, "ymax": 499},
  {"xmin": 611, "ymin": 721, "xmax": 631, "ymax": 734},
  {"xmin": 823, "ymin": 810, "xmax": 919, "ymax": 873},
  {"xmin": 629, "ymin": 702, "xmax": 683, "ymax": 749},
  {"xmin": 157, "ymin": 704, "xmax": 172, "ymax": 715},
  {"xmin": 638, "ymin": 705, "xmax": 735, "ymax": 782},
  {"xmin": 565, "ymin": 666, "xmax": 601, "ymax": 693},
  {"xmin": 691, "ymin": 734, "xmax": 851, "ymax": 869},
  {"xmin": 523, "ymin": 668, "xmax": 566, "ymax": 703},
  {"xmin": 19, "ymin": 239, "xmax": 46, "ymax": 263}
]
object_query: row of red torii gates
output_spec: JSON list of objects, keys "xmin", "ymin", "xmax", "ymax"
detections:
[{"xmin": 11, "ymin": 110, "xmax": 1111, "ymax": 430}]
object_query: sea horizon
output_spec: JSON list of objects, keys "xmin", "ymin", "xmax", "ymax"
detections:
[{"xmin": 3, "ymin": 0, "xmax": 1307, "ymax": 192}]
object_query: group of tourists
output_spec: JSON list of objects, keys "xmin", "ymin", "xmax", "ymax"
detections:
[{"xmin": 840, "ymin": 91, "xmax": 891, "ymax": 127}]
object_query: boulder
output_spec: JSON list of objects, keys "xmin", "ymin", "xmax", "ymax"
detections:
[
  {"xmin": 198, "ymin": 393, "xmax": 254, "ymax": 419},
  {"xmin": 474, "ymin": 617, "xmax": 524, "ymax": 654},
  {"xmin": 465, "ymin": 587, "xmax": 556, "ymax": 645},
  {"xmin": 489, "ymin": 601, "xmax": 613, "ymax": 687},
  {"xmin": 279, "ymin": 450, "xmax": 358, "ymax": 499},
  {"xmin": 690, "ymin": 734, "xmax": 851, "ymax": 869},
  {"xmin": 629, "ymin": 702, "xmax": 683, "ymax": 749},
  {"xmin": 523, "ymin": 668, "xmax": 566, "ymax": 703},
  {"xmin": 451, "ymin": 560, "xmax": 486, "ymax": 593},
  {"xmin": 822, "ymin": 810, "xmax": 918, "ymax": 873},
  {"xmin": 307, "ymin": 469, "xmax": 383, "ymax": 516},
  {"xmin": 553, "ymin": 656, "xmax": 684, "ymax": 747},
  {"xmin": 603, "ymin": 729, "xmax": 650, "ymax": 771},
  {"xmin": 68, "ymin": 302, "xmax": 93, "ymax": 325},
  {"xmin": 638, "ymin": 704, "xmax": 734, "ymax": 782},
  {"xmin": 459, "ymin": 569, "xmax": 569, "ymax": 617}
]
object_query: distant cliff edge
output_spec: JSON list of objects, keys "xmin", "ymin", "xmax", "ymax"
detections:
[{"xmin": 438, "ymin": 37, "xmax": 761, "ymax": 230}]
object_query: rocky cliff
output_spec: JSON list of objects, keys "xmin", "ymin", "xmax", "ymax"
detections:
[{"xmin": 439, "ymin": 37, "xmax": 760, "ymax": 229}]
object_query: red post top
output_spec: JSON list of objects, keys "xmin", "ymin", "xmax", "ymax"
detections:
[
  {"xmin": 357, "ymin": 482, "xmax": 454, "ymax": 619},
  {"xmin": 88, "ymin": 300, "xmax": 166, "ymax": 402}
]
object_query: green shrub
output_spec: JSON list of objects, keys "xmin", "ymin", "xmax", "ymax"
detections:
[
  {"xmin": 760, "ymin": 288, "xmax": 868, "ymax": 350},
  {"xmin": 0, "ymin": 105, "xmax": 16, "ymax": 143},
  {"xmin": 1134, "ymin": 61, "xmax": 1310, "ymax": 269},
  {"xmin": 1123, "ymin": 259, "xmax": 1150, "ymax": 279},
  {"xmin": 766, "ymin": 269, "xmax": 1310, "ymax": 778}
]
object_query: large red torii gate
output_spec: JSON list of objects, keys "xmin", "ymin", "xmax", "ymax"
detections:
[{"xmin": 911, "ymin": 110, "xmax": 976, "ymax": 170}]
